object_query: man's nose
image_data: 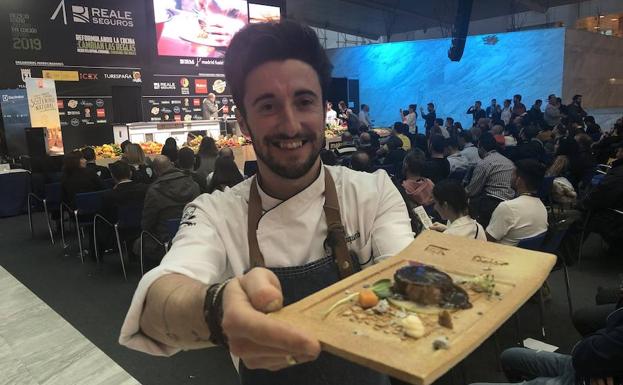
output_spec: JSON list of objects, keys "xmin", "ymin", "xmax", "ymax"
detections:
[{"xmin": 279, "ymin": 103, "xmax": 302, "ymax": 136}]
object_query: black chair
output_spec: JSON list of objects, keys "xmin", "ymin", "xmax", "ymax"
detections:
[
  {"xmin": 138, "ymin": 217, "xmax": 183, "ymax": 276},
  {"xmin": 244, "ymin": 161, "xmax": 258, "ymax": 178},
  {"xmin": 60, "ymin": 190, "xmax": 107, "ymax": 263},
  {"xmin": 102, "ymin": 178, "xmax": 115, "ymax": 189},
  {"xmin": 516, "ymin": 232, "xmax": 548, "ymax": 339},
  {"xmin": 537, "ymin": 176, "xmax": 556, "ymax": 204},
  {"xmin": 93, "ymin": 204, "xmax": 143, "ymax": 281},
  {"xmin": 541, "ymin": 219, "xmax": 574, "ymax": 316},
  {"xmin": 166, "ymin": 218, "xmax": 181, "ymax": 244},
  {"xmin": 27, "ymin": 182, "xmax": 61, "ymax": 245}
]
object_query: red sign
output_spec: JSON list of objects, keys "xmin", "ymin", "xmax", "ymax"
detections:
[
  {"xmin": 174, "ymin": 114, "xmax": 181, "ymax": 121},
  {"xmin": 195, "ymin": 79, "xmax": 208, "ymax": 94},
  {"xmin": 57, "ymin": 99, "xmax": 64, "ymax": 109},
  {"xmin": 96, "ymin": 108, "xmax": 106, "ymax": 118},
  {"xmin": 193, "ymin": 98, "xmax": 201, "ymax": 106}
]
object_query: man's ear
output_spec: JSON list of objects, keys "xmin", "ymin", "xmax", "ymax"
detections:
[{"xmin": 235, "ymin": 109, "xmax": 250, "ymax": 138}]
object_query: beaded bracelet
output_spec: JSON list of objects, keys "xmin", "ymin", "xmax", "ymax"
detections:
[{"xmin": 204, "ymin": 278, "xmax": 232, "ymax": 347}]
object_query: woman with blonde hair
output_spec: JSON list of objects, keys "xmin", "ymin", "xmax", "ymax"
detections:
[
  {"xmin": 546, "ymin": 154, "xmax": 577, "ymax": 205},
  {"xmin": 123, "ymin": 143, "xmax": 154, "ymax": 184}
]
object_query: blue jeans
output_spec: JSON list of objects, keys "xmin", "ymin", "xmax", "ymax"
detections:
[{"xmin": 471, "ymin": 347, "xmax": 576, "ymax": 385}]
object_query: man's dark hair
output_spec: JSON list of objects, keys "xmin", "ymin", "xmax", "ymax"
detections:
[
  {"xmin": 427, "ymin": 103, "xmax": 435, "ymax": 108},
  {"xmin": 108, "ymin": 160, "xmax": 132, "ymax": 182},
  {"xmin": 514, "ymin": 94, "xmax": 522, "ymax": 101},
  {"xmin": 514, "ymin": 159, "xmax": 545, "ymax": 191},
  {"xmin": 432, "ymin": 180, "xmax": 469, "ymax": 214},
  {"xmin": 408, "ymin": 104, "xmax": 417, "ymax": 110},
  {"xmin": 445, "ymin": 137, "xmax": 460, "ymax": 150},
  {"xmin": 458, "ymin": 130, "xmax": 473, "ymax": 144},
  {"xmin": 573, "ymin": 94, "xmax": 582, "ymax": 102},
  {"xmin": 584, "ymin": 115, "xmax": 596, "ymax": 124},
  {"xmin": 178, "ymin": 147, "xmax": 196, "ymax": 170},
  {"xmin": 446, "ymin": 117, "xmax": 454, "ymax": 124},
  {"xmin": 360, "ymin": 104, "xmax": 367, "ymax": 110},
  {"xmin": 435, "ymin": 118, "xmax": 444, "ymax": 126},
  {"xmin": 523, "ymin": 124, "xmax": 541, "ymax": 140},
  {"xmin": 478, "ymin": 132, "xmax": 498, "ymax": 152},
  {"xmin": 387, "ymin": 135, "xmax": 403, "ymax": 151},
  {"xmin": 120, "ymin": 140, "xmax": 131, "ymax": 153},
  {"xmin": 82, "ymin": 146, "xmax": 96, "ymax": 162},
  {"xmin": 403, "ymin": 148, "xmax": 426, "ymax": 176},
  {"xmin": 475, "ymin": 100, "xmax": 481, "ymax": 105},
  {"xmin": 224, "ymin": 21, "xmax": 333, "ymax": 116},
  {"xmin": 350, "ymin": 151, "xmax": 371, "ymax": 172},
  {"xmin": 430, "ymin": 135, "xmax": 445, "ymax": 154},
  {"xmin": 535, "ymin": 99, "xmax": 542, "ymax": 105}
]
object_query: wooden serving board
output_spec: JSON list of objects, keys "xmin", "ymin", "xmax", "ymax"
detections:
[{"xmin": 271, "ymin": 230, "xmax": 557, "ymax": 385}]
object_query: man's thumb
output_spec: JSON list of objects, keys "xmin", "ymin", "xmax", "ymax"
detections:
[{"xmin": 239, "ymin": 267, "xmax": 284, "ymax": 313}]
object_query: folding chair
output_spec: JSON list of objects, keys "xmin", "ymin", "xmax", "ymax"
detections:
[
  {"xmin": 27, "ymin": 182, "xmax": 61, "ymax": 245},
  {"xmin": 541, "ymin": 219, "xmax": 574, "ymax": 317},
  {"xmin": 93, "ymin": 204, "xmax": 143, "ymax": 281},
  {"xmin": 60, "ymin": 190, "xmax": 107, "ymax": 263},
  {"xmin": 516, "ymin": 232, "xmax": 548, "ymax": 340},
  {"xmin": 139, "ymin": 230, "xmax": 167, "ymax": 277}
]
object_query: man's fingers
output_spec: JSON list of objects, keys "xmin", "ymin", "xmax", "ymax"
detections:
[
  {"xmin": 229, "ymin": 337, "xmax": 291, "ymax": 359},
  {"xmin": 239, "ymin": 267, "xmax": 283, "ymax": 313},
  {"xmin": 607, "ymin": 378, "xmax": 614, "ymax": 385}
]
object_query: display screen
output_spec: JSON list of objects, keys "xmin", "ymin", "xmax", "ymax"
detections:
[
  {"xmin": 154, "ymin": 0, "xmax": 248, "ymax": 58},
  {"xmin": 248, "ymin": 3, "xmax": 281, "ymax": 24}
]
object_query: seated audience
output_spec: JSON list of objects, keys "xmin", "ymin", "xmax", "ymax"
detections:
[
  {"xmin": 430, "ymin": 180, "xmax": 486, "ymax": 240},
  {"xmin": 431, "ymin": 118, "xmax": 450, "ymax": 139},
  {"xmin": 458, "ymin": 131, "xmax": 480, "ymax": 167},
  {"xmin": 593, "ymin": 119, "xmax": 623, "ymax": 164},
  {"xmin": 139, "ymin": 155, "xmax": 200, "ymax": 265},
  {"xmin": 350, "ymin": 151, "xmax": 372, "ymax": 173},
  {"xmin": 61, "ymin": 150, "xmax": 106, "ymax": 207},
  {"xmin": 120, "ymin": 140, "xmax": 131, "ymax": 154},
  {"xmin": 445, "ymin": 138, "xmax": 469, "ymax": 176},
  {"xmin": 334, "ymin": 131, "xmax": 358, "ymax": 158},
  {"xmin": 466, "ymin": 133, "xmax": 515, "ymax": 227},
  {"xmin": 470, "ymin": 306, "xmax": 623, "ymax": 385},
  {"xmin": 123, "ymin": 143, "xmax": 154, "ymax": 184},
  {"xmin": 194, "ymin": 136, "xmax": 218, "ymax": 180},
  {"xmin": 393, "ymin": 122, "xmax": 412, "ymax": 151},
  {"xmin": 320, "ymin": 148, "xmax": 338, "ymax": 166},
  {"xmin": 178, "ymin": 147, "xmax": 209, "ymax": 193},
  {"xmin": 486, "ymin": 159, "xmax": 548, "ymax": 246},
  {"xmin": 101, "ymin": 161, "xmax": 148, "ymax": 222},
  {"xmin": 401, "ymin": 149, "xmax": 434, "ymax": 207},
  {"xmin": 160, "ymin": 137, "xmax": 179, "ymax": 163},
  {"xmin": 422, "ymin": 135, "xmax": 450, "ymax": 183},
  {"xmin": 545, "ymin": 155, "xmax": 577, "ymax": 205},
  {"xmin": 515, "ymin": 125, "xmax": 546, "ymax": 164},
  {"xmin": 490, "ymin": 124, "xmax": 507, "ymax": 149},
  {"xmin": 584, "ymin": 116, "xmax": 602, "ymax": 142},
  {"xmin": 82, "ymin": 146, "xmax": 111, "ymax": 179},
  {"xmin": 582, "ymin": 143, "xmax": 623, "ymax": 248},
  {"xmin": 380, "ymin": 135, "xmax": 407, "ymax": 169},
  {"xmin": 207, "ymin": 156, "xmax": 244, "ymax": 193},
  {"xmin": 357, "ymin": 132, "xmax": 378, "ymax": 160}
]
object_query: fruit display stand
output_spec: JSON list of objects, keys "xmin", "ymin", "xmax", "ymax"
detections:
[{"xmin": 112, "ymin": 120, "xmax": 222, "ymax": 146}]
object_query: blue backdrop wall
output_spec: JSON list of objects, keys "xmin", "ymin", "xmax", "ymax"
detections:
[{"xmin": 327, "ymin": 28, "xmax": 565, "ymax": 129}]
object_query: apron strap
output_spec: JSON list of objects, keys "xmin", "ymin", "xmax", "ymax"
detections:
[{"xmin": 247, "ymin": 167, "xmax": 355, "ymax": 278}]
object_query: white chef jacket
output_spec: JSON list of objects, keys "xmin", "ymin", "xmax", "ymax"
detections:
[{"xmin": 119, "ymin": 165, "xmax": 414, "ymax": 356}]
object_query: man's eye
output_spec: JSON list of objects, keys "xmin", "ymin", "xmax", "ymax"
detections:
[
  {"xmin": 259, "ymin": 103, "xmax": 273, "ymax": 112},
  {"xmin": 299, "ymin": 98, "xmax": 314, "ymax": 107}
]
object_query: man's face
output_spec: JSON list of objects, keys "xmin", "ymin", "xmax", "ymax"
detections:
[
  {"xmin": 492, "ymin": 99, "xmax": 497, "ymax": 106},
  {"xmin": 238, "ymin": 59, "xmax": 324, "ymax": 180},
  {"xmin": 513, "ymin": 96, "xmax": 519, "ymax": 103},
  {"xmin": 576, "ymin": 96, "xmax": 582, "ymax": 105},
  {"xmin": 428, "ymin": 105, "xmax": 434, "ymax": 112},
  {"xmin": 548, "ymin": 96, "xmax": 556, "ymax": 105},
  {"xmin": 475, "ymin": 102, "xmax": 481, "ymax": 109}
]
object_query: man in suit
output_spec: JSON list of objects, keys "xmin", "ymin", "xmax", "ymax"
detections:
[
  {"xmin": 202, "ymin": 93, "xmax": 219, "ymax": 120},
  {"xmin": 82, "ymin": 147, "xmax": 112, "ymax": 180},
  {"xmin": 101, "ymin": 161, "xmax": 148, "ymax": 222}
]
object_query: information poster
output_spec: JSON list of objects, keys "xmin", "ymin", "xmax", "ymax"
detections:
[
  {"xmin": 25, "ymin": 78, "xmax": 63, "ymax": 154},
  {"xmin": 0, "ymin": 88, "xmax": 31, "ymax": 156}
]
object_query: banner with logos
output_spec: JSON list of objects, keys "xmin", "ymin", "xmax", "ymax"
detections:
[
  {"xmin": 0, "ymin": 89, "xmax": 31, "ymax": 156},
  {"xmin": 25, "ymin": 78, "xmax": 63, "ymax": 154}
]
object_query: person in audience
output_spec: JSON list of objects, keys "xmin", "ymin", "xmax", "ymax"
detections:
[
  {"xmin": 545, "ymin": 154, "xmax": 577, "ymax": 205},
  {"xmin": 357, "ymin": 132, "xmax": 377, "ymax": 160},
  {"xmin": 325, "ymin": 101, "xmax": 337, "ymax": 126},
  {"xmin": 421, "ymin": 102, "xmax": 436, "ymax": 136},
  {"xmin": 445, "ymin": 137, "xmax": 469, "ymax": 176},
  {"xmin": 120, "ymin": 140, "xmax": 132, "ymax": 154},
  {"xmin": 430, "ymin": 180, "xmax": 486, "ymax": 240},
  {"xmin": 195, "ymin": 136, "xmax": 219, "ymax": 181},
  {"xmin": 401, "ymin": 104, "xmax": 418, "ymax": 135},
  {"xmin": 575, "ymin": 133, "xmax": 596, "ymax": 181},
  {"xmin": 358, "ymin": 104, "xmax": 372, "ymax": 129},
  {"xmin": 584, "ymin": 116, "xmax": 602, "ymax": 142},
  {"xmin": 458, "ymin": 131, "xmax": 480, "ymax": 168},
  {"xmin": 470, "ymin": 125, "xmax": 482, "ymax": 143},
  {"xmin": 401, "ymin": 149, "xmax": 434, "ymax": 207},
  {"xmin": 161, "ymin": 137, "xmax": 179, "ymax": 163},
  {"xmin": 500, "ymin": 99, "xmax": 512, "ymax": 126},
  {"xmin": 567, "ymin": 94, "xmax": 587, "ymax": 128},
  {"xmin": 207, "ymin": 156, "xmax": 244, "ymax": 193},
  {"xmin": 319, "ymin": 148, "xmax": 338, "ymax": 166},
  {"xmin": 486, "ymin": 159, "xmax": 548, "ymax": 246},
  {"xmin": 471, "ymin": 304, "xmax": 623, "ymax": 385},
  {"xmin": 350, "ymin": 151, "xmax": 372, "ymax": 173},
  {"xmin": 101, "ymin": 160, "xmax": 148, "ymax": 223},
  {"xmin": 432, "ymin": 118, "xmax": 450, "ymax": 139},
  {"xmin": 178, "ymin": 147, "xmax": 209, "ymax": 193},
  {"xmin": 526, "ymin": 99, "xmax": 544, "ymax": 127},
  {"xmin": 335, "ymin": 131, "xmax": 358, "ymax": 158},
  {"xmin": 467, "ymin": 101, "xmax": 486, "ymax": 126},
  {"xmin": 581, "ymin": 142, "xmax": 623, "ymax": 249},
  {"xmin": 380, "ymin": 135, "xmax": 406, "ymax": 170},
  {"xmin": 516, "ymin": 125, "xmax": 547, "ymax": 164},
  {"xmin": 593, "ymin": 118, "xmax": 623, "ymax": 164},
  {"xmin": 573, "ymin": 287, "xmax": 623, "ymax": 337},
  {"xmin": 61, "ymin": 150, "xmax": 106, "ymax": 207},
  {"xmin": 393, "ymin": 122, "xmax": 412, "ymax": 151},
  {"xmin": 544, "ymin": 94, "xmax": 562, "ymax": 129},
  {"xmin": 338, "ymin": 100, "xmax": 362, "ymax": 136},
  {"xmin": 139, "ymin": 155, "xmax": 200, "ymax": 265},
  {"xmin": 491, "ymin": 124, "xmax": 507, "ymax": 149},
  {"xmin": 123, "ymin": 143, "xmax": 154, "ymax": 184},
  {"xmin": 486, "ymin": 99, "xmax": 502, "ymax": 122},
  {"xmin": 82, "ymin": 147, "xmax": 112, "ymax": 179},
  {"xmin": 422, "ymin": 135, "xmax": 450, "ymax": 183},
  {"xmin": 466, "ymin": 133, "xmax": 515, "ymax": 227},
  {"xmin": 445, "ymin": 117, "xmax": 455, "ymax": 137},
  {"xmin": 511, "ymin": 94, "xmax": 526, "ymax": 118}
]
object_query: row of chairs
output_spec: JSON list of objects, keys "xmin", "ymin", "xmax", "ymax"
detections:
[{"xmin": 27, "ymin": 182, "xmax": 181, "ymax": 280}]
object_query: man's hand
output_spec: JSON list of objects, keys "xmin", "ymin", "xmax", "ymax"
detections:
[
  {"xmin": 429, "ymin": 223, "xmax": 447, "ymax": 233},
  {"xmin": 221, "ymin": 268, "xmax": 321, "ymax": 371}
]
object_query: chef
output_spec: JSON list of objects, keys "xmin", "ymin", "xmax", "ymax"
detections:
[
  {"xmin": 202, "ymin": 93, "xmax": 219, "ymax": 120},
  {"xmin": 119, "ymin": 21, "xmax": 414, "ymax": 385}
]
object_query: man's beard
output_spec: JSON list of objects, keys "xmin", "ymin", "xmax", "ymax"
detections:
[{"xmin": 248, "ymin": 129, "xmax": 322, "ymax": 180}]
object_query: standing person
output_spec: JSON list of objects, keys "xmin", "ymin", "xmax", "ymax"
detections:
[
  {"xmin": 161, "ymin": 137, "xmax": 179, "ymax": 163},
  {"xmin": 325, "ymin": 101, "xmax": 337, "ymax": 126},
  {"xmin": 120, "ymin": 20, "xmax": 414, "ymax": 385},
  {"xmin": 567, "ymin": 94, "xmax": 587, "ymax": 128},
  {"xmin": 501, "ymin": 99, "xmax": 512, "ymax": 126},
  {"xmin": 195, "ymin": 136, "xmax": 219, "ymax": 181},
  {"xmin": 429, "ymin": 180, "xmax": 486, "ymax": 240},
  {"xmin": 467, "ymin": 101, "xmax": 486, "ymax": 126},
  {"xmin": 486, "ymin": 99, "xmax": 502, "ymax": 122},
  {"xmin": 400, "ymin": 104, "xmax": 417, "ymax": 135},
  {"xmin": 421, "ymin": 103, "xmax": 436, "ymax": 137},
  {"xmin": 527, "ymin": 99, "xmax": 544, "ymax": 127},
  {"xmin": 82, "ymin": 146, "xmax": 112, "ymax": 179},
  {"xmin": 202, "ymin": 93, "xmax": 219, "ymax": 120},
  {"xmin": 445, "ymin": 117, "xmax": 455, "ymax": 137},
  {"xmin": 544, "ymin": 94, "xmax": 562, "ymax": 128},
  {"xmin": 511, "ymin": 94, "xmax": 526, "ymax": 118},
  {"xmin": 358, "ymin": 104, "xmax": 372, "ymax": 129}
]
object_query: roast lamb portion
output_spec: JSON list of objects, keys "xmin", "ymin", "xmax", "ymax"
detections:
[{"xmin": 394, "ymin": 264, "xmax": 472, "ymax": 309}]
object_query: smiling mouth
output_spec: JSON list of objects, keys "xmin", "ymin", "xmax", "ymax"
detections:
[{"xmin": 272, "ymin": 139, "xmax": 308, "ymax": 150}]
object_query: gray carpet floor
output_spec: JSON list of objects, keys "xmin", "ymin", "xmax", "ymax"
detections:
[{"xmin": 1, "ymin": 212, "xmax": 620, "ymax": 385}]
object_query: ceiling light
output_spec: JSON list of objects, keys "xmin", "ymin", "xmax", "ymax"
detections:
[{"xmin": 599, "ymin": 15, "xmax": 604, "ymax": 18}]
